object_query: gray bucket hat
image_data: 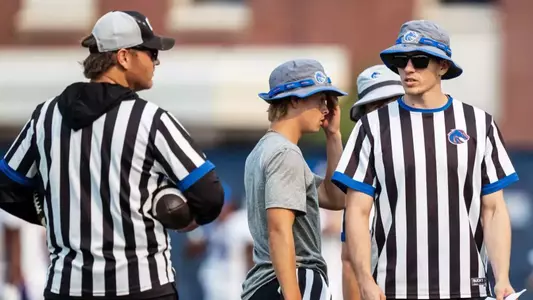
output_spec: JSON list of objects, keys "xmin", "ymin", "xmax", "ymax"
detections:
[
  {"xmin": 258, "ymin": 59, "xmax": 348, "ymax": 102},
  {"xmin": 380, "ymin": 20, "xmax": 463, "ymax": 80}
]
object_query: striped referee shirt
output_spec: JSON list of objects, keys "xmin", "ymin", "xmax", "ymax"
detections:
[
  {"xmin": 332, "ymin": 96, "xmax": 519, "ymax": 299},
  {"xmin": 0, "ymin": 83, "xmax": 215, "ymax": 298}
]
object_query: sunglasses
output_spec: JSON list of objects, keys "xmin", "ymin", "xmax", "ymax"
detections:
[
  {"xmin": 131, "ymin": 46, "xmax": 159, "ymax": 62},
  {"xmin": 390, "ymin": 54, "xmax": 431, "ymax": 69}
]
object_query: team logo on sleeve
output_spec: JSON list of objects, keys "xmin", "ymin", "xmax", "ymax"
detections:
[{"xmin": 447, "ymin": 129, "xmax": 470, "ymax": 145}]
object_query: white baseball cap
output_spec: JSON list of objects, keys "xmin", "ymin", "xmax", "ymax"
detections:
[
  {"xmin": 350, "ymin": 64, "xmax": 404, "ymax": 121},
  {"xmin": 81, "ymin": 10, "xmax": 175, "ymax": 53}
]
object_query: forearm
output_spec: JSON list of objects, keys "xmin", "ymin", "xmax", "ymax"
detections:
[
  {"xmin": 269, "ymin": 229, "xmax": 301, "ymax": 299},
  {"xmin": 346, "ymin": 207, "xmax": 373, "ymax": 284},
  {"xmin": 483, "ymin": 204, "xmax": 512, "ymax": 282},
  {"xmin": 323, "ymin": 132, "xmax": 345, "ymax": 209},
  {"xmin": 342, "ymin": 243, "xmax": 361, "ymax": 300}
]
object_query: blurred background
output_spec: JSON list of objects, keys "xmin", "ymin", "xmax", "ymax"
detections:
[{"xmin": 0, "ymin": 0, "xmax": 532, "ymax": 299}]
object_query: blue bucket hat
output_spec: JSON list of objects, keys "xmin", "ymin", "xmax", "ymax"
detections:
[
  {"xmin": 259, "ymin": 59, "xmax": 348, "ymax": 102},
  {"xmin": 380, "ymin": 20, "xmax": 463, "ymax": 80}
]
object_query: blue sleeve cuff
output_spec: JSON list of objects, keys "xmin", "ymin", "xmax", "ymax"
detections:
[
  {"xmin": 177, "ymin": 160, "xmax": 216, "ymax": 191},
  {"xmin": 481, "ymin": 173, "xmax": 519, "ymax": 196},
  {"xmin": 331, "ymin": 171, "xmax": 375, "ymax": 197},
  {"xmin": 0, "ymin": 159, "xmax": 34, "ymax": 187}
]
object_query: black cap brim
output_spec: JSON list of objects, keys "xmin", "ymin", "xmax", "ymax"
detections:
[{"xmin": 142, "ymin": 36, "xmax": 175, "ymax": 51}]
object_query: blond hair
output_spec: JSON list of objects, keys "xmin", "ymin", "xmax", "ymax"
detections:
[{"xmin": 267, "ymin": 97, "xmax": 296, "ymax": 122}]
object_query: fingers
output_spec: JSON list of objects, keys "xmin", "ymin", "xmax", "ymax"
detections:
[
  {"xmin": 327, "ymin": 94, "xmax": 339, "ymax": 111},
  {"xmin": 504, "ymin": 288, "xmax": 515, "ymax": 298}
]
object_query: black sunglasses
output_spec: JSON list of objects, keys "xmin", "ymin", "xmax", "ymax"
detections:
[
  {"xmin": 130, "ymin": 46, "xmax": 159, "ymax": 62},
  {"xmin": 390, "ymin": 54, "xmax": 431, "ymax": 69}
]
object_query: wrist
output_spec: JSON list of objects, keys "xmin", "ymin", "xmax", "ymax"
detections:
[
  {"xmin": 356, "ymin": 271, "xmax": 375, "ymax": 286},
  {"xmin": 495, "ymin": 274, "xmax": 510, "ymax": 284},
  {"xmin": 325, "ymin": 130, "xmax": 341, "ymax": 139}
]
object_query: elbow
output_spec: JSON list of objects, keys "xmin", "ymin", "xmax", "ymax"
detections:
[
  {"xmin": 330, "ymin": 197, "xmax": 346, "ymax": 211},
  {"xmin": 321, "ymin": 184, "xmax": 346, "ymax": 211},
  {"xmin": 267, "ymin": 226, "xmax": 290, "ymax": 250},
  {"xmin": 182, "ymin": 171, "xmax": 224, "ymax": 225},
  {"xmin": 267, "ymin": 219, "xmax": 293, "ymax": 244}
]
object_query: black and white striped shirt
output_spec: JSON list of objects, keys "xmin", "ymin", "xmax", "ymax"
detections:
[
  {"xmin": 0, "ymin": 91, "xmax": 214, "ymax": 297},
  {"xmin": 332, "ymin": 96, "xmax": 519, "ymax": 299}
]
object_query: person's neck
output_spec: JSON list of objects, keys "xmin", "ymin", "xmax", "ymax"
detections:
[
  {"xmin": 269, "ymin": 119, "xmax": 302, "ymax": 145},
  {"xmin": 93, "ymin": 71, "xmax": 130, "ymax": 89},
  {"xmin": 403, "ymin": 85, "xmax": 448, "ymax": 110}
]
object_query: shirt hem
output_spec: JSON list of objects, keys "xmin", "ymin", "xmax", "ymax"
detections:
[
  {"xmin": 44, "ymin": 281, "xmax": 176, "ymax": 299},
  {"xmin": 384, "ymin": 292, "xmax": 488, "ymax": 299}
]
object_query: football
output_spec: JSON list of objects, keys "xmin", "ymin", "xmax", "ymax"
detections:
[{"xmin": 152, "ymin": 185, "xmax": 194, "ymax": 230}]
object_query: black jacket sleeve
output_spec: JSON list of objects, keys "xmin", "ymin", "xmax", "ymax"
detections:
[
  {"xmin": 0, "ymin": 171, "xmax": 42, "ymax": 226},
  {"xmin": 182, "ymin": 170, "xmax": 224, "ymax": 225}
]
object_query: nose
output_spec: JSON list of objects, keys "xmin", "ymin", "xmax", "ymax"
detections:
[{"xmin": 403, "ymin": 59, "xmax": 415, "ymax": 73}]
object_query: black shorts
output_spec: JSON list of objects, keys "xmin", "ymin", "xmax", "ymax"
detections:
[{"xmin": 249, "ymin": 268, "xmax": 331, "ymax": 300}]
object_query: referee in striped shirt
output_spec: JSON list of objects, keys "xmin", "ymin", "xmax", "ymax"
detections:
[
  {"xmin": 333, "ymin": 20, "xmax": 519, "ymax": 300},
  {"xmin": 0, "ymin": 10, "xmax": 224, "ymax": 300}
]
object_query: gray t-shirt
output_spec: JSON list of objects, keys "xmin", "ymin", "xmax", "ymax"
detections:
[{"xmin": 241, "ymin": 132, "xmax": 327, "ymax": 300}]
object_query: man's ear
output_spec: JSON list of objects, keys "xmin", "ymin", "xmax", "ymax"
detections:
[
  {"xmin": 116, "ymin": 49, "xmax": 131, "ymax": 71},
  {"xmin": 290, "ymin": 96, "xmax": 300, "ymax": 108},
  {"xmin": 439, "ymin": 60, "xmax": 450, "ymax": 77}
]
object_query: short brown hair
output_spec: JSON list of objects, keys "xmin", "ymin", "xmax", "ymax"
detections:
[
  {"xmin": 80, "ymin": 35, "xmax": 117, "ymax": 80},
  {"xmin": 267, "ymin": 97, "xmax": 296, "ymax": 122}
]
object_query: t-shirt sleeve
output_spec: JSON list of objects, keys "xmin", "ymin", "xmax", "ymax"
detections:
[
  {"xmin": 481, "ymin": 119, "xmax": 519, "ymax": 195},
  {"xmin": 332, "ymin": 119, "xmax": 377, "ymax": 197},
  {"xmin": 264, "ymin": 148, "xmax": 307, "ymax": 214}
]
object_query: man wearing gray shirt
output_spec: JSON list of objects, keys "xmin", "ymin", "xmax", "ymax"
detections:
[{"xmin": 241, "ymin": 59, "xmax": 347, "ymax": 300}]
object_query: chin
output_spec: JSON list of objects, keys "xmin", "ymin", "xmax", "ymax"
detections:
[
  {"xmin": 136, "ymin": 81, "xmax": 153, "ymax": 91},
  {"xmin": 405, "ymin": 87, "xmax": 426, "ymax": 96},
  {"xmin": 144, "ymin": 80, "xmax": 154, "ymax": 89},
  {"xmin": 303, "ymin": 127, "xmax": 321, "ymax": 134}
]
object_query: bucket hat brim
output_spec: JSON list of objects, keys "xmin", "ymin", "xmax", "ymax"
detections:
[
  {"xmin": 354, "ymin": 84, "xmax": 404, "ymax": 109},
  {"xmin": 350, "ymin": 84, "xmax": 404, "ymax": 122},
  {"xmin": 380, "ymin": 44, "xmax": 463, "ymax": 80},
  {"xmin": 258, "ymin": 85, "xmax": 348, "ymax": 102}
]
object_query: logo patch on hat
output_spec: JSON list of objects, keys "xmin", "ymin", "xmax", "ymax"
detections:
[
  {"xmin": 315, "ymin": 71, "xmax": 327, "ymax": 84},
  {"xmin": 402, "ymin": 31, "xmax": 419, "ymax": 43},
  {"xmin": 447, "ymin": 129, "xmax": 470, "ymax": 145},
  {"xmin": 370, "ymin": 71, "xmax": 380, "ymax": 79},
  {"xmin": 145, "ymin": 17, "xmax": 153, "ymax": 30}
]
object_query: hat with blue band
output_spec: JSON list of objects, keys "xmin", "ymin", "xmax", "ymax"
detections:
[
  {"xmin": 380, "ymin": 20, "xmax": 463, "ymax": 80},
  {"xmin": 259, "ymin": 59, "xmax": 348, "ymax": 102}
]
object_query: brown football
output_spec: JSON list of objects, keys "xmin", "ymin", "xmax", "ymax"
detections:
[{"xmin": 152, "ymin": 186, "xmax": 194, "ymax": 230}]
